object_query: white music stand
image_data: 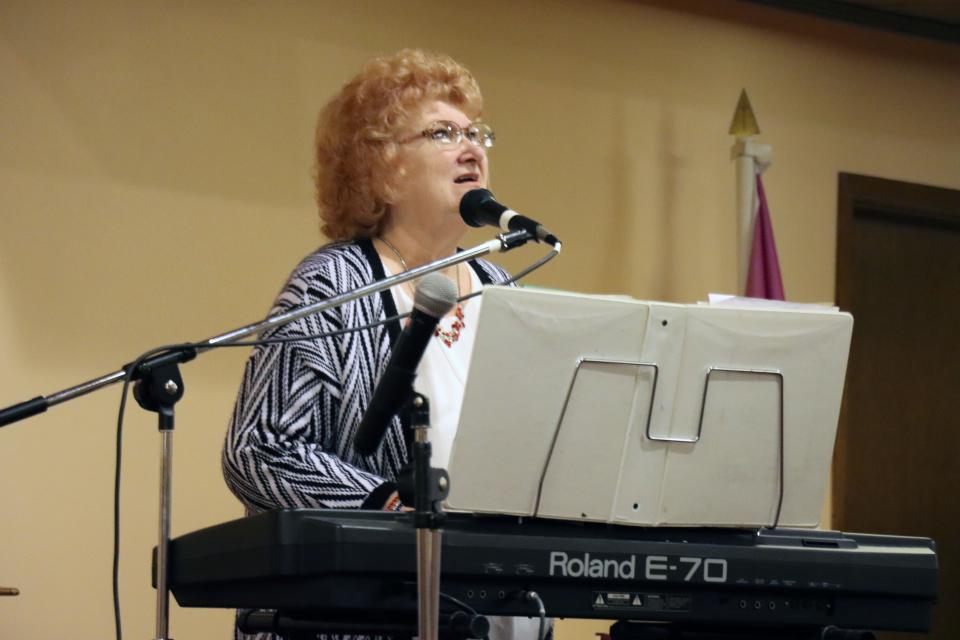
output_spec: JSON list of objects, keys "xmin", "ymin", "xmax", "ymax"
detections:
[{"xmin": 445, "ymin": 287, "xmax": 853, "ymax": 528}]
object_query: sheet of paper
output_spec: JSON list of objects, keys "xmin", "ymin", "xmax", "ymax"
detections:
[{"xmin": 705, "ymin": 293, "xmax": 838, "ymax": 312}]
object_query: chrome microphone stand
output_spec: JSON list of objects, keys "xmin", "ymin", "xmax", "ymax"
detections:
[
  {"xmin": 0, "ymin": 230, "xmax": 534, "ymax": 640},
  {"xmin": 131, "ymin": 362, "xmax": 185, "ymax": 640}
]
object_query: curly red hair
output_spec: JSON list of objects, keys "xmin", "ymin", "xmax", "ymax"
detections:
[{"xmin": 314, "ymin": 49, "xmax": 483, "ymax": 240}]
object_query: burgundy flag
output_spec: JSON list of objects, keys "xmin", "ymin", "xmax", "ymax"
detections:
[{"xmin": 744, "ymin": 173, "xmax": 785, "ymax": 300}]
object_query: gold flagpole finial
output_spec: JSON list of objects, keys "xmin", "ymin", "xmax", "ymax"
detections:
[{"xmin": 728, "ymin": 89, "xmax": 760, "ymax": 137}]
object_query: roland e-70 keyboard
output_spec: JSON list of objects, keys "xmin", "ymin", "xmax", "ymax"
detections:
[{"xmin": 160, "ymin": 509, "xmax": 937, "ymax": 637}]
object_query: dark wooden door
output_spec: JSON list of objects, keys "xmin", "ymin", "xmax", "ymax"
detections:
[{"xmin": 834, "ymin": 173, "xmax": 960, "ymax": 639}]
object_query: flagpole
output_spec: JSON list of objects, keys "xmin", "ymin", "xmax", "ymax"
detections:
[{"xmin": 729, "ymin": 90, "xmax": 771, "ymax": 294}]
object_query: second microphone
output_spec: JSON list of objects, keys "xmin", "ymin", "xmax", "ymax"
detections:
[{"xmin": 353, "ymin": 272, "xmax": 459, "ymax": 456}]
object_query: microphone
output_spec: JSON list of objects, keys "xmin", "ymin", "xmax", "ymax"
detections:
[
  {"xmin": 460, "ymin": 188, "xmax": 560, "ymax": 248},
  {"xmin": 353, "ymin": 272, "xmax": 458, "ymax": 456}
]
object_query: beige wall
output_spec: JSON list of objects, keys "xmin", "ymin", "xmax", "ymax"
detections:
[{"xmin": 1, "ymin": 1, "xmax": 958, "ymax": 638}]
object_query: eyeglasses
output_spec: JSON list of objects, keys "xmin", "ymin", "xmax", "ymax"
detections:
[{"xmin": 419, "ymin": 120, "xmax": 496, "ymax": 149}]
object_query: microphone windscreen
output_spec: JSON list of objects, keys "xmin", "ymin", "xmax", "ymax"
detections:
[
  {"xmin": 459, "ymin": 188, "xmax": 497, "ymax": 228},
  {"xmin": 414, "ymin": 273, "xmax": 458, "ymax": 318}
]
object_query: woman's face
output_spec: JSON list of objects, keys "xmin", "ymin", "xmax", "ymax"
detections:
[{"xmin": 390, "ymin": 100, "xmax": 489, "ymax": 232}]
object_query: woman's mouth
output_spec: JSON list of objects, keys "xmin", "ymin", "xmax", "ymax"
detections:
[{"xmin": 454, "ymin": 173, "xmax": 479, "ymax": 185}]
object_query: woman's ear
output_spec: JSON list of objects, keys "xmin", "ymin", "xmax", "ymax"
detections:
[{"xmin": 382, "ymin": 162, "xmax": 409, "ymax": 207}]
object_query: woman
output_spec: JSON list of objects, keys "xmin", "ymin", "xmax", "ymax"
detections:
[{"xmin": 223, "ymin": 49, "xmax": 537, "ymax": 639}]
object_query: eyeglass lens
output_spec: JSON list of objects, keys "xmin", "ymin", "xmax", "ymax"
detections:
[{"xmin": 425, "ymin": 121, "xmax": 495, "ymax": 149}]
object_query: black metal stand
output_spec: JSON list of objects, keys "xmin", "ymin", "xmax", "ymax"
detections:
[
  {"xmin": 395, "ymin": 393, "xmax": 454, "ymax": 640},
  {"xmin": 131, "ymin": 355, "xmax": 191, "ymax": 640},
  {"xmin": 397, "ymin": 394, "xmax": 449, "ymax": 528}
]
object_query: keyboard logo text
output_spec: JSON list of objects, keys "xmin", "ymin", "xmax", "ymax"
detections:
[{"xmin": 549, "ymin": 552, "xmax": 637, "ymax": 579}]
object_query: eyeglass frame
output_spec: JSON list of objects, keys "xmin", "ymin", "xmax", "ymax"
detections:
[{"xmin": 403, "ymin": 120, "xmax": 496, "ymax": 149}]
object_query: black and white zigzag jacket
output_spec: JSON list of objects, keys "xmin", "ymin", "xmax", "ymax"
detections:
[{"xmin": 222, "ymin": 237, "xmax": 512, "ymax": 514}]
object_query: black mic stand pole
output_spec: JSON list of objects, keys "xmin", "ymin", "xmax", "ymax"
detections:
[
  {"xmin": 0, "ymin": 230, "xmax": 533, "ymax": 640},
  {"xmin": 400, "ymin": 393, "xmax": 449, "ymax": 640}
]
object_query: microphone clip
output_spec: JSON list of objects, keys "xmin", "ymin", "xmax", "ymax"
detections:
[
  {"xmin": 497, "ymin": 229, "xmax": 534, "ymax": 252},
  {"xmin": 397, "ymin": 393, "xmax": 449, "ymax": 530}
]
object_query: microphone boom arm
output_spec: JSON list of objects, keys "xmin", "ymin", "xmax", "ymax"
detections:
[{"xmin": 0, "ymin": 231, "xmax": 533, "ymax": 428}]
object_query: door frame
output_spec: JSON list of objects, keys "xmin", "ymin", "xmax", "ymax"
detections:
[{"xmin": 833, "ymin": 172, "xmax": 960, "ymax": 527}]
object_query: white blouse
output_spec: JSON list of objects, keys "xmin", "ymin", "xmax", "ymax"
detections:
[{"xmin": 384, "ymin": 263, "xmax": 483, "ymax": 470}]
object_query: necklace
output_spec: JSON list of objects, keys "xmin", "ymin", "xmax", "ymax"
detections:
[{"xmin": 378, "ymin": 236, "xmax": 465, "ymax": 347}]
